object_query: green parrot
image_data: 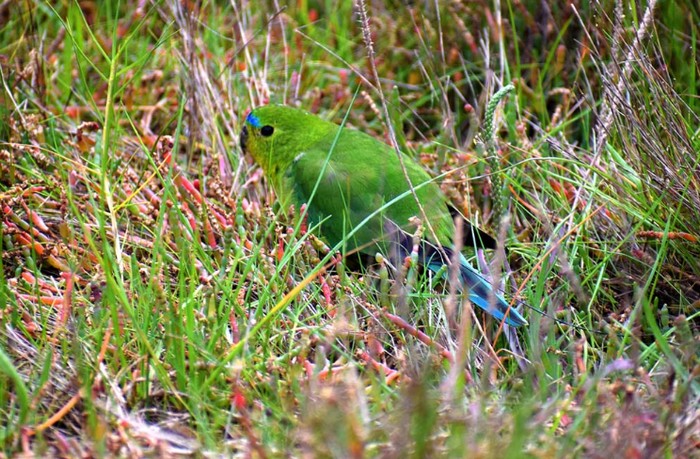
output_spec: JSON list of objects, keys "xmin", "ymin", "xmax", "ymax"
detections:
[{"xmin": 240, "ymin": 104, "xmax": 527, "ymax": 327}]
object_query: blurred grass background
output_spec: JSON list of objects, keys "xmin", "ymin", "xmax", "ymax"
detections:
[{"xmin": 0, "ymin": 0, "xmax": 698, "ymax": 456}]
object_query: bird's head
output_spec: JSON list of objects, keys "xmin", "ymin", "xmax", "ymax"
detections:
[{"xmin": 240, "ymin": 105, "xmax": 334, "ymax": 179}]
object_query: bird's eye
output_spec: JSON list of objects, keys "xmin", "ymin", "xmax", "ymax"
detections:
[{"xmin": 260, "ymin": 125, "xmax": 274, "ymax": 137}]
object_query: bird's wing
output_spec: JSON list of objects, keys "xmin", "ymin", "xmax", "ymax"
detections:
[
  {"xmin": 285, "ymin": 129, "xmax": 454, "ymax": 255},
  {"xmin": 447, "ymin": 206, "xmax": 499, "ymax": 251}
]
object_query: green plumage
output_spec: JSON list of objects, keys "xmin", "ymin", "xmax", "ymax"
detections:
[{"xmin": 240, "ymin": 104, "xmax": 527, "ymax": 327}]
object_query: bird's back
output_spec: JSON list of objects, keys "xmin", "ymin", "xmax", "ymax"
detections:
[{"xmin": 287, "ymin": 126, "xmax": 456, "ymax": 255}]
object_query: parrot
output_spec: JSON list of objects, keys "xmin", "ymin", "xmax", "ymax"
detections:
[{"xmin": 240, "ymin": 104, "xmax": 527, "ymax": 327}]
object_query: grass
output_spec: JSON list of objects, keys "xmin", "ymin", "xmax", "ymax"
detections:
[{"xmin": 1, "ymin": 0, "xmax": 699, "ymax": 457}]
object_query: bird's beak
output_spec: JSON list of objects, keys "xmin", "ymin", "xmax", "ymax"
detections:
[{"xmin": 240, "ymin": 125, "xmax": 248, "ymax": 153}]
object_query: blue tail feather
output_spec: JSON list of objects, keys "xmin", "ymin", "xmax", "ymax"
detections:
[
  {"xmin": 427, "ymin": 253, "xmax": 528, "ymax": 327},
  {"xmin": 382, "ymin": 218, "xmax": 527, "ymax": 327}
]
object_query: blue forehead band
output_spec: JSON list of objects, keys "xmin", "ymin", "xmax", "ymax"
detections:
[{"xmin": 246, "ymin": 112, "xmax": 261, "ymax": 128}]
